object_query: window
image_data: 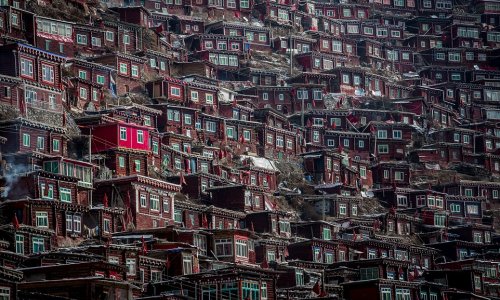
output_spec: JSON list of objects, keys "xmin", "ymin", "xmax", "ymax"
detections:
[
  {"xmin": 295, "ymin": 270, "xmax": 304, "ymax": 286},
  {"xmin": 236, "ymin": 239, "xmax": 248, "ymax": 257},
  {"xmin": 150, "ymin": 194, "xmax": 159, "ymax": 211},
  {"xmin": 76, "ymin": 34, "xmax": 87, "ymax": 45},
  {"xmin": 377, "ymin": 28, "xmax": 388, "ymax": 37},
  {"xmin": 137, "ymin": 130, "xmax": 144, "ymax": 144},
  {"xmin": 473, "ymin": 232, "xmax": 482, "ymax": 243},
  {"xmin": 32, "ymin": 237, "xmax": 45, "ymax": 253},
  {"xmin": 103, "ymin": 218, "xmax": 110, "ymax": 233},
  {"xmin": 79, "ymin": 87, "xmax": 87, "ymax": 100},
  {"xmin": 106, "ymin": 31, "xmax": 114, "ymax": 41},
  {"xmin": 36, "ymin": 212, "xmax": 48, "ymax": 228},
  {"xmin": 391, "ymin": 30, "xmax": 401, "ymax": 38},
  {"xmin": 313, "ymin": 130, "xmax": 320, "ymax": 143},
  {"xmin": 377, "ymin": 130, "xmax": 387, "ymax": 139},
  {"xmin": 190, "ymin": 91, "xmax": 198, "ymax": 101},
  {"xmin": 324, "ymin": 252, "xmax": 334, "ymax": 264},
  {"xmin": 381, "ymin": 287, "xmax": 391, "ymax": 300},
  {"xmin": 360, "ymin": 166, "xmax": 366, "ymax": 179},
  {"xmin": 123, "ymin": 34, "xmax": 130, "ymax": 45},
  {"xmin": 393, "ymin": 130, "xmax": 402, "ymax": 139},
  {"xmin": 134, "ymin": 160, "xmax": 141, "ymax": 172},
  {"xmin": 360, "ymin": 267, "xmax": 379, "ymax": 280},
  {"xmin": 342, "ymin": 74, "xmax": 350, "ymax": 84},
  {"xmin": 448, "ymin": 52, "xmax": 461, "ymax": 62},
  {"xmin": 73, "ymin": 215, "xmax": 81, "ymax": 233},
  {"xmin": 465, "ymin": 188, "xmax": 473, "ymax": 196},
  {"xmin": 15, "ymin": 234, "xmax": 24, "ymax": 254},
  {"xmin": 276, "ymin": 136, "xmax": 284, "ymax": 147},
  {"xmin": 395, "ymin": 171, "xmax": 404, "ymax": 181},
  {"xmin": 215, "ymin": 238, "xmax": 233, "ymax": 257},
  {"xmin": 120, "ymin": 127, "xmax": 127, "ymax": 141},
  {"xmin": 131, "ymin": 65, "xmax": 139, "ymax": 78},
  {"xmin": 467, "ymin": 205, "xmax": 479, "ymax": 214},
  {"xmin": 119, "ymin": 63, "xmax": 128, "ymax": 75},
  {"xmin": 205, "ymin": 121, "xmax": 217, "ymax": 133},
  {"xmin": 52, "ymin": 139, "xmax": 60, "ymax": 152},
  {"xmin": 22, "ymin": 133, "xmax": 30, "ymax": 147},
  {"xmin": 243, "ymin": 130, "xmax": 251, "ymax": 141},
  {"xmin": 434, "ymin": 214, "xmax": 446, "ymax": 227},
  {"xmin": 397, "ymin": 195, "xmax": 408, "ymax": 206},
  {"xmin": 396, "ymin": 288, "xmax": 411, "ymax": 300},
  {"xmin": 206, "ymin": 94, "xmax": 214, "ymax": 104},
  {"xmin": 60, "ymin": 187, "xmax": 71, "ymax": 202},
  {"xmin": 339, "ymin": 204, "xmax": 347, "ymax": 215},
  {"xmin": 42, "ymin": 65, "xmax": 54, "ymax": 83},
  {"xmin": 450, "ymin": 203, "xmax": 461, "ymax": 213},
  {"xmin": 463, "ymin": 135, "xmax": 470, "ymax": 144},
  {"xmin": 91, "ymin": 37, "xmax": 102, "ymax": 47},
  {"xmin": 323, "ymin": 227, "xmax": 332, "ymax": 240},
  {"xmin": 126, "ymin": 258, "xmax": 136, "ymax": 275},
  {"xmin": 378, "ymin": 144, "xmax": 389, "ymax": 154},
  {"xmin": 20, "ymin": 58, "xmax": 33, "ymax": 78}
]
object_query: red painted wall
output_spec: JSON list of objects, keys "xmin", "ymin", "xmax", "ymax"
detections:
[{"xmin": 92, "ymin": 123, "xmax": 151, "ymax": 153}]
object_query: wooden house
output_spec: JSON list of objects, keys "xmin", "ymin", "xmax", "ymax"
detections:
[
  {"xmin": 371, "ymin": 162, "xmax": 411, "ymax": 188},
  {"xmin": 0, "ymin": 118, "xmax": 67, "ymax": 157},
  {"xmin": 93, "ymin": 175, "xmax": 181, "ymax": 230},
  {"xmin": 66, "ymin": 58, "xmax": 115, "ymax": 111},
  {"xmin": 205, "ymin": 21, "xmax": 271, "ymax": 51},
  {"xmin": 304, "ymin": 195, "xmax": 361, "ymax": 218},
  {"xmin": 364, "ymin": 121, "xmax": 415, "ymax": 161},
  {"xmin": 34, "ymin": 16, "xmax": 74, "ymax": 57},
  {"xmin": 0, "ymin": 43, "xmax": 66, "ymax": 114},
  {"xmin": 245, "ymin": 210, "xmax": 293, "ymax": 238},
  {"xmin": 91, "ymin": 53, "xmax": 147, "ymax": 95},
  {"xmin": 206, "ymin": 184, "xmax": 269, "ymax": 212}
]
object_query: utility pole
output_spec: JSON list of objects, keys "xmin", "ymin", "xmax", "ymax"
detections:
[
  {"xmin": 289, "ymin": 29, "xmax": 293, "ymax": 76},
  {"xmin": 89, "ymin": 127, "xmax": 93, "ymax": 208}
]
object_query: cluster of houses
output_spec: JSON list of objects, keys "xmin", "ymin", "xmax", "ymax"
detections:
[{"xmin": 0, "ymin": 0, "xmax": 498, "ymax": 299}]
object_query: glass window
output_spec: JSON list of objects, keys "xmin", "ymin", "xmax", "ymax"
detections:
[
  {"xmin": 36, "ymin": 212, "xmax": 48, "ymax": 228},
  {"xmin": 15, "ymin": 234, "xmax": 24, "ymax": 254}
]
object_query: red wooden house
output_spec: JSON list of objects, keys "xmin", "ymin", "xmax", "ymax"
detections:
[
  {"xmin": 73, "ymin": 23, "xmax": 107, "ymax": 57},
  {"xmin": 364, "ymin": 121, "xmax": 415, "ymax": 161},
  {"xmin": 238, "ymin": 85, "xmax": 294, "ymax": 112},
  {"xmin": 66, "ymin": 59, "xmax": 115, "ymax": 111},
  {"xmin": 206, "ymin": 184, "xmax": 269, "ymax": 212},
  {"xmin": 287, "ymin": 239, "xmax": 338, "ymax": 264},
  {"xmin": 210, "ymin": 229, "xmax": 257, "ymax": 265},
  {"xmin": 245, "ymin": 210, "xmax": 293, "ymax": 238},
  {"xmin": 91, "ymin": 53, "xmax": 147, "ymax": 95},
  {"xmin": 3, "ymin": 169, "xmax": 90, "ymax": 250},
  {"xmin": 0, "ymin": 118, "xmax": 67, "ymax": 157},
  {"xmin": 305, "ymin": 194, "xmax": 361, "ymax": 218},
  {"xmin": 292, "ymin": 220, "xmax": 340, "ymax": 241},
  {"xmin": 371, "ymin": 161, "xmax": 411, "ymax": 188},
  {"xmin": 110, "ymin": 6, "xmax": 153, "ymax": 28},
  {"xmin": 301, "ymin": 149, "xmax": 344, "ymax": 184},
  {"xmin": 34, "ymin": 16, "xmax": 74, "ymax": 57},
  {"xmin": 94, "ymin": 175, "xmax": 181, "ymax": 230},
  {"xmin": 206, "ymin": 21, "xmax": 271, "ymax": 51},
  {"xmin": 0, "ymin": 43, "xmax": 66, "ymax": 114},
  {"xmin": 101, "ymin": 20, "xmax": 143, "ymax": 54}
]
